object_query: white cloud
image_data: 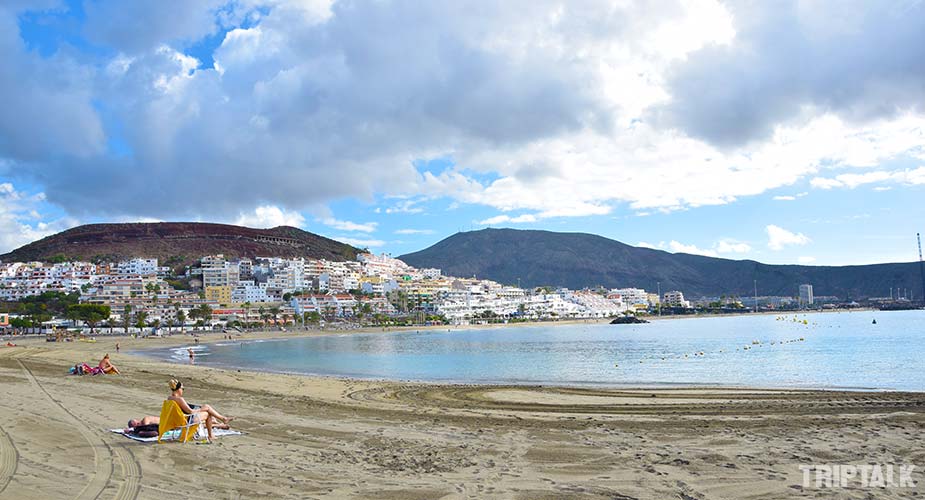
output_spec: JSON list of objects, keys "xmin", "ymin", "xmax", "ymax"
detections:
[
  {"xmin": 797, "ymin": 256, "xmax": 816, "ymax": 264},
  {"xmin": 384, "ymin": 199, "xmax": 425, "ymax": 214},
  {"xmin": 637, "ymin": 238, "xmax": 750, "ymax": 256},
  {"xmin": 235, "ymin": 205, "xmax": 305, "ymax": 228},
  {"xmin": 114, "ymin": 216, "xmax": 165, "ymax": 223},
  {"xmin": 321, "ymin": 218, "xmax": 377, "ymax": 233},
  {"xmin": 811, "ymin": 167, "xmax": 925, "ymax": 190},
  {"xmin": 394, "ymin": 229, "xmax": 434, "ymax": 235},
  {"xmin": 5, "ymin": 0, "xmax": 925, "ymax": 227},
  {"xmin": 478, "ymin": 214, "xmax": 538, "ymax": 225},
  {"xmin": 772, "ymin": 195, "xmax": 796, "ymax": 201},
  {"xmin": 668, "ymin": 240, "xmax": 718, "ymax": 257},
  {"xmin": 335, "ymin": 236, "xmax": 385, "ymax": 249},
  {"xmin": 420, "ymin": 113, "xmax": 925, "ymax": 218},
  {"xmin": 715, "ymin": 239, "xmax": 752, "ymax": 254},
  {"xmin": 766, "ymin": 225, "xmax": 811, "ymax": 251},
  {"xmin": 0, "ymin": 182, "xmax": 79, "ymax": 254}
]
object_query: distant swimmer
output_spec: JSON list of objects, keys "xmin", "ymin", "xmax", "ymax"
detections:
[{"xmin": 872, "ymin": 319, "xmax": 877, "ymax": 324}]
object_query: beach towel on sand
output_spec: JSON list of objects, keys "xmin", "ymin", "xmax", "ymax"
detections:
[{"xmin": 111, "ymin": 426, "xmax": 242, "ymax": 443}]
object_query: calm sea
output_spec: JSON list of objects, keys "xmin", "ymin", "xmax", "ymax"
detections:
[{"xmin": 158, "ymin": 310, "xmax": 925, "ymax": 391}]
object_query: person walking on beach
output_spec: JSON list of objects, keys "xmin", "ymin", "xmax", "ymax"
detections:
[
  {"xmin": 167, "ymin": 379, "xmax": 233, "ymax": 442},
  {"xmin": 116, "ymin": 342, "xmax": 120, "ymax": 353},
  {"xmin": 188, "ymin": 347, "xmax": 195, "ymax": 363}
]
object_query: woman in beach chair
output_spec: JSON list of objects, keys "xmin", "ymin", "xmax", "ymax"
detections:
[
  {"xmin": 98, "ymin": 354, "xmax": 120, "ymax": 375},
  {"xmin": 166, "ymin": 379, "xmax": 234, "ymax": 442}
]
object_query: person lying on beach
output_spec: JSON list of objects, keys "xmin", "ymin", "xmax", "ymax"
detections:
[
  {"xmin": 71, "ymin": 362, "xmax": 102, "ymax": 375},
  {"xmin": 167, "ymin": 379, "xmax": 234, "ymax": 442},
  {"xmin": 125, "ymin": 415, "xmax": 231, "ymax": 430},
  {"xmin": 98, "ymin": 354, "xmax": 120, "ymax": 374},
  {"xmin": 123, "ymin": 415, "xmax": 230, "ymax": 437}
]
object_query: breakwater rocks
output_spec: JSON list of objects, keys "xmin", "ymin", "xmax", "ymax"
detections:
[{"xmin": 609, "ymin": 316, "xmax": 649, "ymax": 324}]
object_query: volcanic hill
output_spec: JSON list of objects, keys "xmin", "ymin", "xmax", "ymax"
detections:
[{"xmin": 0, "ymin": 223, "xmax": 362, "ymax": 269}]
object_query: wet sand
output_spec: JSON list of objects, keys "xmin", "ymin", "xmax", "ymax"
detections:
[{"xmin": 1, "ymin": 331, "xmax": 923, "ymax": 499}]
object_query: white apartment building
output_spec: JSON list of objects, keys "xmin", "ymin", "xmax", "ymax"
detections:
[
  {"xmin": 237, "ymin": 258, "xmax": 253, "ymax": 277},
  {"xmin": 201, "ymin": 255, "xmax": 241, "ymax": 288},
  {"xmin": 231, "ymin": 283, "xmax": 272, "ymax": 303},
  {"xmin": 357, "ymin": 253, "xmax": 411, "ymax": 277},
  {"xmin": 421, "ymin": 268, "xmax": 442, "ymax": 279},
  {"xmin": 799, "ymin": 284, "xmax": 814, "ymax": 306},
  {"xmin": 264, "ymin": 258, "xmax": 305, "ymax": 292},
  {"xmin": 663, "ymin": 290, "xmax": 691, "ymax": 308},
  {"xmin": 609, "ymin": 288, "xmax": 649, "ymax": 308},
  {"xmin": 117, "ymin": 258, "xmax": 159, "ymax": 276}
]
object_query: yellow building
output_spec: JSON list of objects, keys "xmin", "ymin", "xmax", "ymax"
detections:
[{"xmin": 204, "ymin": 286, "xmax": 233, "ymax": 305}]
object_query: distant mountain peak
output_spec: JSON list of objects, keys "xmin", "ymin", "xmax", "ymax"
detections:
[{"xmin": 399, "ymin": 227, "xmax": 920, "ymax": 298}]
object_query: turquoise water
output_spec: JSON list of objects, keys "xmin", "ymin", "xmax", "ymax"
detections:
[{"xmin": 161, "ymin": 310, "xmax": 925, "ymax": 390}]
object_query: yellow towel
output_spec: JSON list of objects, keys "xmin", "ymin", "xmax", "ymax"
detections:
[{"xmin": 157, "ymin": 400, "xmax": 197, "ymax": 443}]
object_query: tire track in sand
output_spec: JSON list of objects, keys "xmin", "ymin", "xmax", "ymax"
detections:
[
  {"xmin": 112, "ymin": 445, "xmax": 142, "ymax": 500},
  {"xmin": 0, "ymin": 424, "xmax": 20, "ymax": 494},
  {"xmin": 16, "ymin": 359, "xmax": 115, "ymax": 500}
]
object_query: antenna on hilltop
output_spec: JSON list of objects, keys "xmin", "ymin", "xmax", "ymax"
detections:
[{"xmin": 918, "ymin": 233, "xmax": 925, "ymax": 307}]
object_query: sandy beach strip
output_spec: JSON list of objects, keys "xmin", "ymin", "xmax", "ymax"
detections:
[{"xmin": 1, "ymin": 330, "xmax": 923, "ymax": 499}]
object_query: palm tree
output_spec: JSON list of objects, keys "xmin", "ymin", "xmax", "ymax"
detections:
[
  {"xmin": 242, "ymin": 301, "xmax": 252, "ymax": 330},
  {"xmin": 258, "ymin": 306, "xmax": 267, "ymax": 329},
  {"xmin": 134, "ymin": 311, "xmax": 148, "ymax": 329},
  {"xmin": 122, "ymin": 305, "xmax": 132, "ymax": 334},
  {"xmin": 172, "ymin": 302, "xmax": 181, "ymax": 333},
  {"xmin": 197, "ymin": 304, "xmax": 212, "ymax": 328},
  {"xmin": 269, "ymin": 306, "xmax": 281, "ymax": 327}
]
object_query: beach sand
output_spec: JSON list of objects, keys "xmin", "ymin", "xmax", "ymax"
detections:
[{"xmin": 1, "ymin": 330, "xmax": 923, "ymax": 499}]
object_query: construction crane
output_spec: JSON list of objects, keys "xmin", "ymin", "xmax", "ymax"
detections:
[{"xmin": 919, "ymin": 233, "xmax": 925, "ymax": 307}]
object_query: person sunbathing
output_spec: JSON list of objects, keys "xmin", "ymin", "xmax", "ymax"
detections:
[
  {"xmin": 71, "ymin": 362, "xmax": 102, "ymax": 375},
  {"xmin": 126, "ymin": 415, "xmax": 230, "ymax": 430},
  {"xmin": 123, "ymin": 415, "xmax": 230, "ymax": 438},
  {"xmin": 127, "ymin": 415, "xmax": 160, "ymax": 428},
  {"xmin": 98, "ymin": 354, "xmax": 120, "ymax": 374},
  {"xmin": 167, "ymin": 379, "xmax": 233, "ymax": 441}
]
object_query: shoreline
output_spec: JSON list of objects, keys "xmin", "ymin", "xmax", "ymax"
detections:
[
  {"xmin": 129, "ymin": 308, "xmax": 911, "ymax": 394},
  {"xmin": 2, "ymin": 326, "xmax": 925, "ymax": 498}
]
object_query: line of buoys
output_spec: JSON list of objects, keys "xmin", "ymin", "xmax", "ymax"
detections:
[{"xmin": 614, "ymin": 335, "xmax": 808, "ymax": 368}]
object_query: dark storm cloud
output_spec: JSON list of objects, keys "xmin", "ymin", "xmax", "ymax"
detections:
[{"xmin": 653, "ymin": 1, "xmax": 925, "ymax": 148}]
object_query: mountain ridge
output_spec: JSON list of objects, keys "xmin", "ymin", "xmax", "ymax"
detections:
[
  {"xmin": 398, "ymin": 228, "xmax": 922, "ymax": 298},
  {"xmin": 0, "ymin": 222, "xmax": 362, "ymax": 269}
]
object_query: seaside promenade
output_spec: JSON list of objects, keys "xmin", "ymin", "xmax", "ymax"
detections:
[{"xmin": 1, "ymin": 329, "xmax": 923, "ymax": 499}]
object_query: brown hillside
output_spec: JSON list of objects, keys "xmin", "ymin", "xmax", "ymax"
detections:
[{"xmin": 0, "ymin": 222, "xmax": 362, "ymax": 268}]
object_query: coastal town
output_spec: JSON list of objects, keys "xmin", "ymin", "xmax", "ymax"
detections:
[{"xmin": 0, "ymin": 251, "xmax": 888, "ymax": 335}]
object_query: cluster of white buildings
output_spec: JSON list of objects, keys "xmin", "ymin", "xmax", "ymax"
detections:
[
  {"xmin": 1, "ymin": 253, "xmax": 693, "ymax": 326},
  {"xmin": 0, "ymin": 261, "xmax": 99, "ymax": 301}
]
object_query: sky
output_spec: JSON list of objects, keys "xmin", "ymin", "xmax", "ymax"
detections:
[{"xmin": 1, "ymin": 0, "xmax": 924, "ymax": 266}]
